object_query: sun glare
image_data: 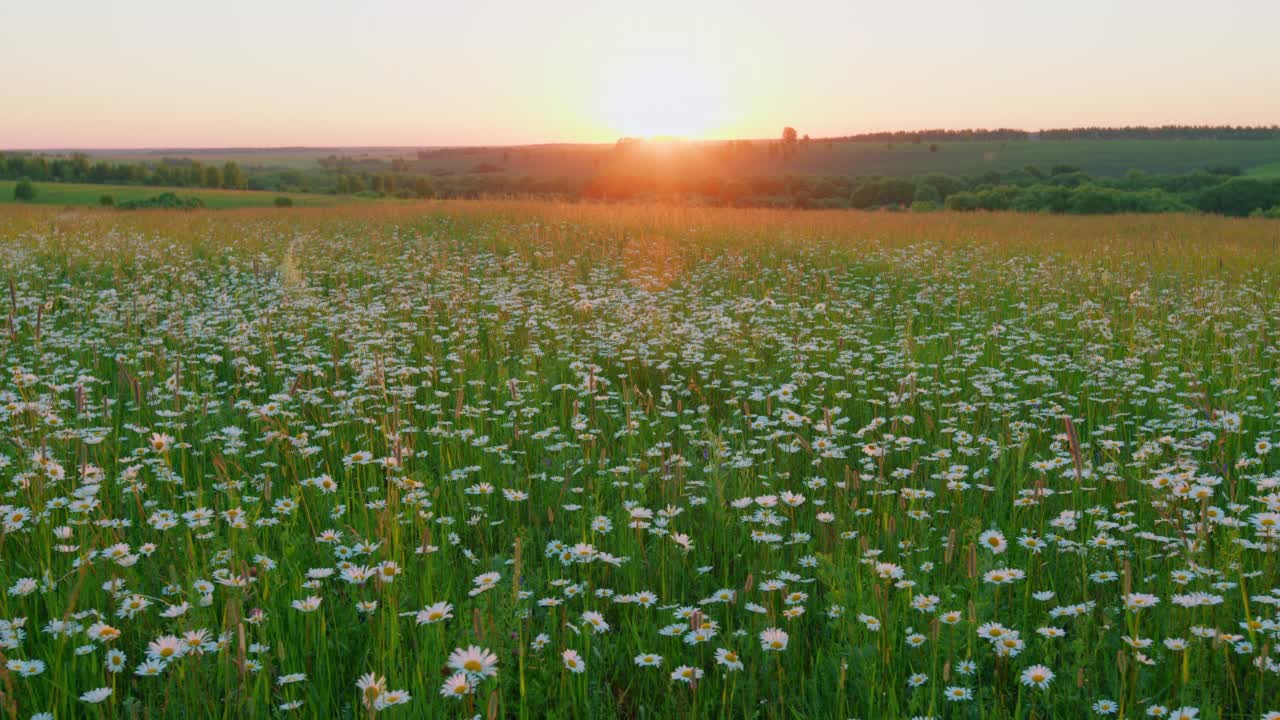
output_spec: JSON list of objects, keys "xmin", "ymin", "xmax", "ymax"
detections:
[{"xmin": 603, "ymin": 58, "xmax": 722, "ymax": 139}]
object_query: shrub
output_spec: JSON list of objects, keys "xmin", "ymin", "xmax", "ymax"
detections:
[
  {"xmin": 944, "ymin": 191, "xmax": 981, "ymax": 211},
  {"xmin": 274, "ymin": 196, "xmax": 294, "ymax": 208},
  {"xmin": 912, "ymin": 183, "xmax": 941, "ymax": 205},
  {"xmin": 13, "ymin": 178, "xmax": 36, "ymax": 202},
  {"xmin": 1067, "ymin": 185, "xmax": 1120, "ymax": 214},
  {"xmin": 850, "ymin": 178, "xmax": 915, "ymax": 209},
  {"xmin": 117, "ymin": 192, "xmax": 204, "ymax": 210},
  {"xmin": 99, "ymin": 194, "xmax": 114, "ymax": 207}
]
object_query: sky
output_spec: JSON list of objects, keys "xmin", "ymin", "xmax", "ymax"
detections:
[{"xmin": 4, "ymin": 0, "xmax": 1279, "ymax": 149}]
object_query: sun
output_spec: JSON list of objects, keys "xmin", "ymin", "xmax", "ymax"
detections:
[{"xmin": 602, "ymin": 58, "xmax": 722, "ymax": 139}]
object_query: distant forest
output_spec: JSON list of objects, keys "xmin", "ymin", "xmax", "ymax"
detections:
[
  {"xmin": 825, "ymin": 125, "xmax": 1280, "ymax": 143},
  {"xmin": 5, "ymin": 126, "xmax": 1280, "ymax": 217}
]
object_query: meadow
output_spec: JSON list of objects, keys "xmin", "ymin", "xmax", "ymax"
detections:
[
  {"xmin": 0, "ymin": 181, "xmax": 335, "ymax": 210},
  {"xmin": 0, "ymin": 202, "xmax": 1278, "ymax": 719}
]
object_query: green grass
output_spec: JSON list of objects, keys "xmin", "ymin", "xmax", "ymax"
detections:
[
  {"xmin": 0, "ymin": 202, "xmax": 1276, "ymax": 719},
  {"xmin": 1246, "ymin": 161, "xmax": 1280, "ymax": 178},
  {"xmin": 0, "ymin": 180, "xmax": 340, "ymax": 209}
]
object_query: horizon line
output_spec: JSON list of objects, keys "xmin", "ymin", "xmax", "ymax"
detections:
[{"xmin": 7, "ymin": 123, "xmax": 1280, "ymax": 154}]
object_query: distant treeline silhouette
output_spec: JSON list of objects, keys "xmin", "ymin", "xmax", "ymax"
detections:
[
  {"xmin": 826, "ymin": 129, "xmax": 1029, "ymax": 143},
  {"xmin": 1037, "ymin": 125, "xmax": 1280, "ymax": 141},
  {"xmin": 824, "ymin": 125, "xmax": 1280, "ymax": 143}
]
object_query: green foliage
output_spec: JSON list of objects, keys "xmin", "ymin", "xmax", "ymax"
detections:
[
  {"xmin": 850, "ymin": 178, "xmax": 915, "ymax": 208},
  {"xmin": 116, "ymin": 192, "xmax": 205, "ymax": 210},
  {"xmin": 413, "ymin": 177, "xmax": 436, "ymax": 199},
  {"xmin": 99, "ymin": 194, "xmax": 114, "ymax": 206},
  {"xmin": 203, "ymin": 165, "xmax": 223, "ymax": 189},
  {"xmin": 944, "ymin": 190, "xmax": 981, "ymax": 211},
  {"xmin": 274, "ymin": 196, "xmax": 294, "ymax": 207},
  {"xmin": 222, "ymin": 161, "xmax": 246, "ymax": 189},
  {"xmin": 941, "ymin": 181, "xmax": 1193, "ymax": 214},
  {"xmin": 1195, "ymin": 177, "xmax": 1280, "ymax": 216},
  {"xmin": 912, "ymin": 183, "xmax": 941, "ymax": 205},
  {"xmin": 13, "ymin": 177, "xmax": 36, "ymax": 201},
  {"xmin": 915, "ymin": 173, "xmax": 965, "ymax": 200}
]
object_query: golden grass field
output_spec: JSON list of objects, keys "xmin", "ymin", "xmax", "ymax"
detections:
[{"xmin": 4, "ymin": 200, "xmax": 1278, "ymax": 269}]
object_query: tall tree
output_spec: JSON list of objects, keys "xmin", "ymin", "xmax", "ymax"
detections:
[
  {"xmin": 203, "ymin": 166, "xmax": 222, "ymax": 189},
  {"xmin": 222, "ymin": 161, "xmax": 246, "ymax": 189}
]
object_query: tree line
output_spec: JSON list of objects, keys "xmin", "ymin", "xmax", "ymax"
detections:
[
  {"xmin": 9, "ymin": 149, "xmax": 1280, "ymax": 218},
  {"xmin": 825, "ymin": 128, "xmax": 1029, "ymax": 143},
  {"xmin": 1037, "ymin": 125, "xmax": 1280, "ymax": 141},
  {"xmin": 821, "ymin": 125, "xmax": 1279, "ymax": 143},
  {"xmin": 568, "ymin": 166, "xmax": 1280, "ymax": 217},
  {"xmin": 1, "ymin": 152, "xmax": 249, "ymax": 190}
]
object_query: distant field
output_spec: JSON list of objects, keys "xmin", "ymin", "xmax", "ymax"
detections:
[
  {"xmin": 453, "ymin": 139, "xmax": 1280, "ymax": 179},
  {"xmin": 78, "ymin": 139, "xmax": 1280, "ymax": 179},
  {"xmin": 780, "ymin": 139, "xmax": 1280, "ymax": 177},
  {"xmin": 0, "ymin": 180, "xmax": 340, "ymax": 209}
]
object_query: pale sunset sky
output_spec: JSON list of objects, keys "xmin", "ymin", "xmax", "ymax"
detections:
[{"xmin": 4, "ymin": 0, "xmax": 1278, "ymax": 148}]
